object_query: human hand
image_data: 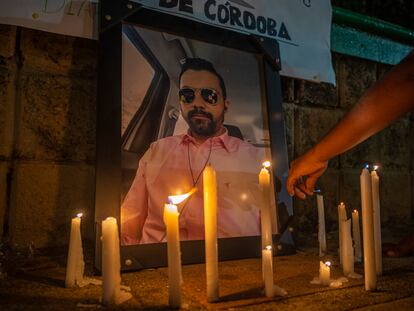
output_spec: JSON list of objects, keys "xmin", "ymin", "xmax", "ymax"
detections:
[{"xmin": 286, "ymin": 150, "xmax": 328, "ymax": 199}]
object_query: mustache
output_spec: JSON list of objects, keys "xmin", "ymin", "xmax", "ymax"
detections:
[{"xmin": 188, "ymin": 108, "xmax": 213, "ymax": 121}]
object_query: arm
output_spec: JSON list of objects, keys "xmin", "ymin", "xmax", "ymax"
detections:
[
  {"xmin": 287, "ymin": 50, "xmax": 414, "ymax": 198},
  {"xmin": 120, "ymin": 147, "xmax": 153, "ymax": 244}
]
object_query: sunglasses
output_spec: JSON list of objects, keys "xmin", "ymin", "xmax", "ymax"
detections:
[{"xmin": 178, "ymin": 88, "xmax": 219, "ymax": 105}]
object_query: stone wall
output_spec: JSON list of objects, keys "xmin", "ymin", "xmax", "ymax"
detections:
[
  {"xmin": 0, "ymin": 25, "xmax": 97, "ymax": 250},
  {"xmin": 283, "ymin": 55, "xmax": 414, "ymax": 233},
  {"xmin": 0, "ymin": 24, "xmax": 412, "ymax": 250}
]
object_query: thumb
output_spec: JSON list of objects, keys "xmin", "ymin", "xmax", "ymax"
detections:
[{"xmin": 305, "ymin": 175, "xmax": 318, "ymax": 195}]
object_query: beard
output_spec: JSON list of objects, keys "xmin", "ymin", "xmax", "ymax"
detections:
[{"xmin": 185, "ymin": 107, "xmax": 224, "ymax": 137}]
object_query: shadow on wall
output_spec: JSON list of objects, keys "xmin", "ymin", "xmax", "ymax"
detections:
[
  {"xmin": 51, "ymin": 35, "xmax": 97, "ymax": 249},
  {"xmin": 5, "ymin": 28, "xmax": 98, "ymax": 251}
]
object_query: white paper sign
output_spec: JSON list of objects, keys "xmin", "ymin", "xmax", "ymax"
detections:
[
  {"xmin": 0, "ymin": 0, "xmax": 98, "ymax": 39},
  {"xmin": 133, "ymin": 0, "xmax": 335, "ymax": 83},
  {"xmin": 0, "ymin": 0, "xmax": 335, "ymax": 84}
]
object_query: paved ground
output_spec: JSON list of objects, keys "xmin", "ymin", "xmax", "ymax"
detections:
[{"xmin": 0, "ymin": 231, "xmax": 413, "ymax": 310}]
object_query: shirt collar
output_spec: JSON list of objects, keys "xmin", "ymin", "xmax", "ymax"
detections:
[{"xmin": 181, "ymin": 128, "xmax": 235, "ymax": 152}]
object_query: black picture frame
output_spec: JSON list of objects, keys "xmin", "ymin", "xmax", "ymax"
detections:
[{"xmin": 96, "ymin": 0, "xmax": 294, "ymax": 272}]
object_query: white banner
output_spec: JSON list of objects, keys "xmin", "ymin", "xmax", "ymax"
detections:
[
  {"xmin": 134, "ymin": 0, "xmax": 335, "ymax": 84},
  {"xmin": 0, "ymin": 0, "xmax": 335, "ymax": 84},
  {"xmin": 0, "ymin": 0, "xmax": 98, "ymax": 39}
]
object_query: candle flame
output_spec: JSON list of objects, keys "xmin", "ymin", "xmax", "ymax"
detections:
[
  {"xmin": 364, "ymin": 163, "xmax": 369, "ymax": 169},
  {"xmin": 262, "ymin": 161, "xmax": 271, "ymax": 168},
  {"xmin": 265, "ymin": 245, "xmax": 272, "ymax": 251},
  {"xmin": 168, "ymin": 188, "xmax": 196, "ymax": 205},
  {"xmin": 373, "ymin": 165, "xmax": 379, "ymax": 171},
  {"xmin": 353, "ymin": 209, "xmax": 358, "ymax": 213},
  {"xmin": 76, "ymin": 213, "xmax": 83, "ymax": 218},
  {"xmin": 325, "ymin": 261, "xmax": 331, "ymax": 267},
  {"xmin": 314, "ymin": 189, "xmax": 321, "ymax": 193}
]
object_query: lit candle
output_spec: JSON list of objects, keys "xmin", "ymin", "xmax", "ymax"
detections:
[
  {"xmin": 65, "ymin": 213, "xmax": 85, "ymax": 288},
  {"xmin": 338, "ymin": 202, "xmax": 347, "ymax": 265},
  {"xmin": 341, "ymin": 219, "xmax": 354, "ymax": 276},
  {"xmin": 360, "ymin": 166, "xmax": 377, "ymax": 290},
  {"xmin": 371, "ymin": 166, "xmax": 382, "ymax": 276},
  {"xmin": 262, "ymin": 245, "xmax": 274, "ymax": 297},
  {"xmin": 164, "ymin": 203, "xmax": 182, "ymax": 308},
  {"xmin": 259, "ymin": 161, "xmax": 273, "ymax": 249},
  {"xmin": 316, "ymin": 193, "xmax": 327, "ymax": 257},
  {"xmin": 352, "ymin": 209, "xmax": 362, "ymax": 262},
  {"xmin": 319, "ymin": 261, "xmax": 331, "ymax": 286},
  {"xmin": 203, "ymin": 165, "xmax": 219, "ymax": 302},
  {"xmin": 102, "ymin": 217, "xmax": 121, "ymax": 305},
  {"xmin": 165, "ymin": 190, "xmax": 194, "ymax": 308}
]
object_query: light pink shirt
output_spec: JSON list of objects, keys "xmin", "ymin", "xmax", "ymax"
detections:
[{"xmin": 121, "ymin": 131, "xmax": 265, "ymax": 244}]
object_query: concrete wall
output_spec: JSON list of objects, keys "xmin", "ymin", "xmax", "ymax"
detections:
[
  {"xmin": 0, "ymin": 24, "xmax": 412, "ymax": 250},
  {"xmin": 0, "ymin": 25, "xmax": 97, "ymax": 250},
  {"xmin": 283, "ymin": 55, "xmax": 414, "ymax": 233}
]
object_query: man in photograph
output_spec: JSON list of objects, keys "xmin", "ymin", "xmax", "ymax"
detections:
[{"xmin": 121, "ymin": 58, "xmax": 271, "ymax": 244}]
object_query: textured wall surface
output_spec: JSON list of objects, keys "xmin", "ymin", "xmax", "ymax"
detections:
[
  {"xmin": 0, "ymin": 24, "xmax": 412, "ymax": 250},
  {"xmin": 282, "ymin": 53, "xmax": 413, "ymax": 234},
  {"xmin": 0, "ymin": 25, "xmax": 97, "ymax": 250}
]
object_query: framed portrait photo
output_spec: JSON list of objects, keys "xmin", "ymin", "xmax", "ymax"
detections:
[{"xmin": 96, "ymin": 0, "xmax": 294, "ymax": 271}]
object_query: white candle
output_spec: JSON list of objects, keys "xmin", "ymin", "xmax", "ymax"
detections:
[
  {"xmin": 341, "ymin": 219, "xmax": 354, "ymax": 276},
  {"xmin": 316, "ymin": 194, "xmax": 327, "ymax": 257},
  {"xmin": 65, "ymin": 213, "xmax": 85, "ymax": 288},
  {"xmin": 338, "ymin": 202, "xmax": 347, "ymax": 265},
  {"xmin": 371, "ymin": 168, "xmax": 382, "ymax": 276},
  {"xmin": 352, "ymin": 210, "xmax": 362, "ymax": 262},
  {"xmin": 319, "ymin": 261, "xmax": 331, "ymax": 286},
  {"xmin": 360, "ymin": 167, "xmax": 377, "ymax": 290},
  {"xmin": 164, "ymin": 203, "xmax": 182, "ymax": 308},
  {"xmin": 102, "ymin": 217, "xmax": 122, "ymax": 305},
  {"xmin": 259, "ymin": 161, "xmax": 273, "ymax": 249},
  {"xmin": 203, "ymin": 165, "xmax": 219, "ymax": 302},
  {"xmin": 262, "ymin": 245, "xmax": 274, "ymax": 297}
]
